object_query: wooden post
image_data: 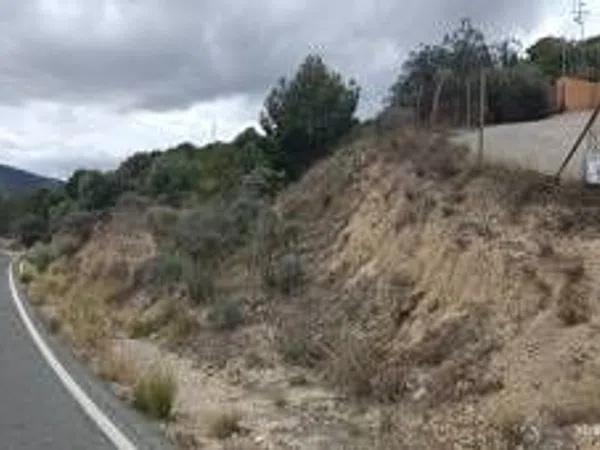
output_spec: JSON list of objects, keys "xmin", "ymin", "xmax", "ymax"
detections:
[
  {"xmin": 466, "ymin": 78, "xmax": 471, "ymax": 129},
  {"xmin": 478, "ymin": 69, "xmax": 486, "ymax": 166}
]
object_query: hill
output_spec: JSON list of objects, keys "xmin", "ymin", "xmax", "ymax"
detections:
[
  {"xmin": 0, "ymin": 164, "xmax": 61, "ymax": 196},
  {"xmin": 23, "ymin": 126, "xmax": 600, "ymax": 449}
]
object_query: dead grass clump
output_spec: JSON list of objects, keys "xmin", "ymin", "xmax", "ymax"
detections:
[
  {"xmin": 63, "ymin": 295, "xmax": 111, "ymax": 349},
  {"xmin": 493, "ymin": 400, "xmax": 540, "ymax": 449},
  {"xmin": 208, "ymin": 411, "xmax": 243, "ymax": 439},
  {"xmin": 98, "ymin": 346, "xmax": 138, "ymax": 385},
  {"xmin": 557, "ymin": 288, "xmax": 590, "ymax": 326},
  {"xmin": 133, "ymin": 368, "xmax": 177, "ymax": 420},
  {"xmin": 128, "ymin": 301, "xmax": 196, "ymax": 343},
  {"xmin": 556, "ymin": 258, "xmax": 590, "ymax": 326},
  {"xmin": 325, "ymin": 328, "xmax": 383, "ymax": 398},
  {"xmin": 547, "ymin": 379, "xmax": 600, "ymax": 427},
  {"xmin": 278, "ymin": 323, "xmax": 322, "ymax": 368}
]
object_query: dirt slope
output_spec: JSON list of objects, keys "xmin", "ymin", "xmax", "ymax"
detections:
[{"xmin": 29, "ymin": 126, "xmax": 600, "ymax": 449}]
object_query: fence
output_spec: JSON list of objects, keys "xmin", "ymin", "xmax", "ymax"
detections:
[{"xmin": 555, "ymin": 76, "xmax": 600, "ymax": 112}]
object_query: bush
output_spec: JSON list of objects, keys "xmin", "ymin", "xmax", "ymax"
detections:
[
  {"xmin": 133, "ymin": 369, "xmax": 177, "ymax": 420},
  {"xmin": 52, "ymin": 234, "xmax": 83, "ymax": 257},
  {"xmin": 208, "ymin": 411, "xmax": 242, "ymax": 439},
  {"xmin": 55, "ymin": 211, "xmax": 96, "ymax": 242},
  {"xmin": 15, "ymin": 214, "xmax": 49, "ymax": 247},
  {"xmin": 27, "ymin": 242, "xmax": 57, "ymax": 272},
  {"xmin": 19, "ymin": 262, "xmax": 36, "ymax": 284},
  {"xmin": 278, "ymin": 325, "xmax": 321, "ymax": 367},
  {"xmin": 146, "ymin": 207, "xmax": 179, "ymax": 239},
  {"xmin": 152, "ymin": 253, "xmax": 184, "ymax": 285},
  {"xmin": 487, "ymin": 64, "xmax": 551, "ymax": 123},
  {"xmin": 207, "ymin": 298, "xmax": 244, "ymax": 331},
  {"xmin": 76, "ymin": 170, "xmax": 118, "ymax": 211},
  {"xmin": 269, "ymin": 253, "xmax": 303, "ymax": 295},
  {"xmin": 182, "ymin": 257, "xmax": 214, "ymax": 304}
]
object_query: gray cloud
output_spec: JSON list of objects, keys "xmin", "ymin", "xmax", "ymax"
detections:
[{"xmin": 0, "ymin": 0, "xmax": 554, "ymax": 113}]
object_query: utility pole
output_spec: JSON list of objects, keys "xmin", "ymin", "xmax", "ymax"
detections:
[{"xmin": 573, "ymin": 0, "xmax": 589, "ymax": 41}]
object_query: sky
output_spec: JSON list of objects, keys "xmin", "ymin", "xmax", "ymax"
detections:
[{"xmin": 0, "ymin": 0, "xmax": 598, "ymax": 179}]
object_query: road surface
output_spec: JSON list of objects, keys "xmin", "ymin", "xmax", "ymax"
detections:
[
  {"xmin": 454, "ymin": 110, "xmax": 597, "ymax": 181},
  {"xmin": 0, "ymin": 254, "xmax": 169, "ymax": 450}
]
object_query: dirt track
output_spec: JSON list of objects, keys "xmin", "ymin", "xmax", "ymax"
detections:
[{"xmin": 454, "ymin": 111, "xmax": 598, "ymax": 181}]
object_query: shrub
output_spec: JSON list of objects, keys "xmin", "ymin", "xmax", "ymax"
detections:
[
  {"xmin": 52, "ymin": 234, "xmax": 82, "ymax": 257},
  {"xmin": 15, "ymin": 214, "xmax": 49, "ymax": 247},
  {"xmin": 208, "ymin": 411, "xmax": 242, "ymax": 439},
  {"xmin": 153, "ymin": 253, "xmax": 184, "ymax": 285},
  {"xmin": 27, "ymin": 242, "xmax": 57, "ymax": 272},
  {"xmin": 278, "ymin": 325, "xmax": 321, "ymax": 367},
  {"xmin": 182, "ymin": 257, "xmax": 214, "ymax": 304},
  {"xmin": 487, "ymin": 64, "xmax": 551, "ymax": 123},
  {"xmin": 19, "ymin": 262, "xmax": 36, "ymax": 284},
  {"xmin": 207, "ymin": 298, "xmax": 244, "ymax": 331},
  {"xmin": 269, "ymin": 253, "xmax": 303, "ymax": 295},
  {"xmin": 146, "ymin": 207, "xmax": 179, "ymax": 239},
  {"xmin": 133, "ymin": 368, "xmax": 177, "ymax": 420},
  {"xmin": 54, "ymin": 211, "xmax": 96, "ymax": 243}
]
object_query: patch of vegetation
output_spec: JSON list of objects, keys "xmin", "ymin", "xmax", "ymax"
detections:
[
  {"xmin": 207, "ymin": 298, "xmax": 244, "ymax": 331},
  {"xmin": 208, "ymin": 411, "xmax": 243, "ymax": 440},
  {"xmin": 27, "ymin": 242, "xmax": 57, "ymax": 272},
  {"xmin": 133, "ymin": 368, "xmax": 177, "ymax": 420}
]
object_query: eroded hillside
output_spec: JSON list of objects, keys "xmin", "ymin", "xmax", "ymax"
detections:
[{"xmin": 24, "ymin": 127, "xmax": 600, "ymax": 449}]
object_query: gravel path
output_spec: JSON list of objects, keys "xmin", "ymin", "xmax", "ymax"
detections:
[{"xmin": 454, "ymin": 111, "xmax": 599, "ymax": 181}]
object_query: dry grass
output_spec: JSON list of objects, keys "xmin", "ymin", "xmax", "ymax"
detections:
[
  {"xmin": 547, "ymin": 379, "xmax": 600, "ymax": 427},
  {"xmin": 97, "ymin": 345, "xmax": 138, "ymax": 385},
  {"xmin": 133, "ymin": 367, "xmax": 177, "ymax": 420},
  {"xmin": 207, "ymin": 410, "xmax": 243, "ymax": 439},
  {"xmin": 268, "ymin": 389, "xmax": 288, "ymax": 409}
]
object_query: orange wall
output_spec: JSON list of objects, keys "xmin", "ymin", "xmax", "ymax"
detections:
[{"xmin": 556, "ymin": 77, "xmax": 600, "ymax": 111}]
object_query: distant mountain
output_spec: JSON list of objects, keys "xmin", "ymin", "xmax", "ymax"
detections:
[{"xmin": 0, "ymin": 164, "xmax": 62, "ymax": 196}]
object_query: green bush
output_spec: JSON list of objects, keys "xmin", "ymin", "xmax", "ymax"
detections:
[
  {"xmin": 153, "ymin": 253, "xmax": 184, "ymax": 285},
  {"xmin": 487, "ymin": 64, "xmax": 551, "ymax": 123},
  {"xmin": 27, "ymin": 243, "xmax": 57, "ymax": 272},
  {"xmin": 15, "ymin": 214, "xmax": 49, "ymax": 247},
  {"xmin": 76, "ymin": 170, "xmax": 118, "ymax": 211},
  {"xmin": 133, "ymin": 369, "xmax": 177, "ymax": 420},
  {"xmin": 207, "ymin": 298, "xmax": 244, "ymax": 331}
]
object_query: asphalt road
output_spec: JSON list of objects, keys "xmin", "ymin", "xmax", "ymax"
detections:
[{"xmin": 0, "ymin": 254, "xmax": 116, "ymax": 449}]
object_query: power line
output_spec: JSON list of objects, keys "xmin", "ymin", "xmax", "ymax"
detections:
[{"xmin": 574, "ymin": 0, "xmax": 590, "ymax": 40}]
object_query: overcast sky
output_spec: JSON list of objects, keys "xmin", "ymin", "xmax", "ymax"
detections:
[{"xmin": 0, "ymin": 0, "xmax": 596, "ymax": 179}]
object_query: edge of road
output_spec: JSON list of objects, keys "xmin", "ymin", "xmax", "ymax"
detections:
[{"xmin": 3, "ymin": 254, "xmax": 173, "ymax": 450}]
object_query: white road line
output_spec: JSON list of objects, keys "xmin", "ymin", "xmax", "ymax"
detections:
[{"xmin": 7, "ymin": 262, "xmax": 138, "ymax": 450}]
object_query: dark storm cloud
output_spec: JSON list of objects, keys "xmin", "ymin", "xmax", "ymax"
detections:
[{"xmin": 0, "ymin": 0, "xmax": 553, "ymax": 112}]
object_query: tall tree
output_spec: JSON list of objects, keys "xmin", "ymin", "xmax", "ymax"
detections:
[{"xmin": 260, "ymin": 55, "xmax": 360, "ymax": 178}]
